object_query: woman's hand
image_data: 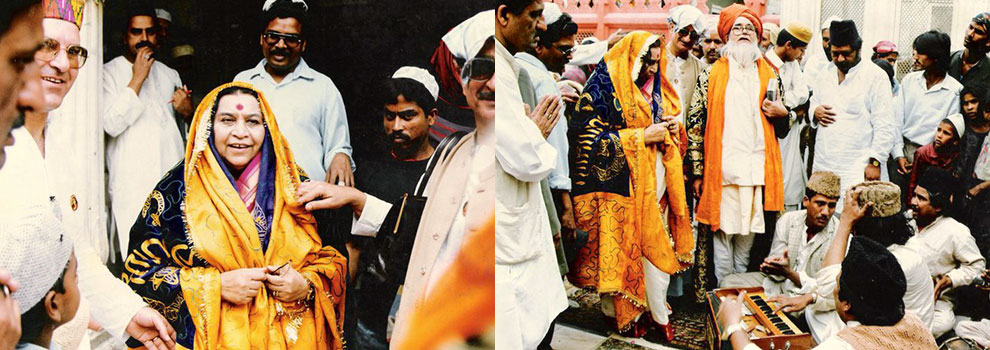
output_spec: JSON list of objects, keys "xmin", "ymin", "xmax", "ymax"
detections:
[
  {"xmin": 644, "ymin": 122, "xmax": 669, "ymax": 145},
  {"xmin": 296, "ymin": 181, "xmax": 366, "ymax": 214},
  {"xmin": 220, "ymin": 268, "xmax": 267, "ymax": 305},
  {"xmin": 266, "ymin": 264, "xmax": 311, "ymax": 303}
]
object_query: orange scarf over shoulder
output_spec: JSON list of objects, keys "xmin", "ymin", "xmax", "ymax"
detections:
[{"xmin": 696, "ymin": 57, "xmax": 784, "ymax": 231}]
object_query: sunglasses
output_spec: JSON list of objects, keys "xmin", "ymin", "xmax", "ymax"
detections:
[
  {"xmin": 677, "ymin": 28, "xmax": 701, "ymax": 41},
  {"xmin": 263, "ymin": 31, "xmax": 304, "ymax": 48},
  {"xmin": 461, "ymin": 57, "xmax": 494, "ymax": 83},
  {"xmin": 36, "ymin": 38, "xmax": 88, "ymax": 69},
  {"xmin": 554, "ymin": 45, "xmax": 575, "ymax": 56}
]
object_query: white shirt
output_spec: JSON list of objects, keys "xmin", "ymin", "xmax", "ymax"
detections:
[
  {"xmin": 103, "ymin": 56, "xmax": 185, "ymax": 258},
  {"xmin": 234, "ymin": 58, "xmax": 352, "ymax": 181},
  {"xmin": 514, "ymin": 52, "xmax": 570, "ymax": 191},
  {"xmin": 767, "ymin": 49, "xmax": 810, "ymax": 205},
  {"xmin": 891, "ymin": 71, "xmax": 962, "ymax": 158},
  {"xmin": 0, "ymin": 128, "xmax": 146, "ymax": 342},
  {"xmin": 764, "ymin": 211, "xmax": 836, "ymax": 297},
  {"xmin": 721, "ymin": 56, "xmax": 765, "ymax": 186},
  {"xmin": 907, "ymin": 216, "xmax": 986, "ymax": 289},
  {"xmin": 665, "ymin": 50, "xmax": 692, "ymax": 122},
  {"xmin": 809, "ymin": 60, "xmax": 895, "ymax": 187}
]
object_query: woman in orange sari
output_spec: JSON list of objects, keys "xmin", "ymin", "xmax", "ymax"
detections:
[{"xmin": 121, "ymin": 82, "xmax": 347, "ymax": 350}]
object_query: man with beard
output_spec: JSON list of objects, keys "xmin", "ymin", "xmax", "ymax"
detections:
[
  {"xmin": 664, "ymin": 5, "xmax": 705, "ymax": 124},
  {"xmin": 766, "ymin": 22, "xmax": 812, "ymax": 212},
  {"xmin": 234, "ymin": 0, "xmax": 353, "ymax": 187},
  {"xmin": 907, "ymin": 168, "xmax": 986, "ymax": 337},
  {"xmin": 0, "ymin": 2, "xmax": 45, "ymax": 348},
  {"xmin": 103, "ymin": 3, "xmax": 190, "ymax": 261},
  {"xmin": 686, "ymin": 4, "xmax": 789, "ymax": 288},
  {"xmin": 700, "ymin": 25, "xmax": 724, "ymax": 67},
  {"xmin": 495, "ymin": 0, "xmax": 569, "ymax": 347},
  {"xmin": 291, "ymin": 67, "xmax": 439, "ymax": 349},
  {"xmin": 514, "ymin": 2, "xmax": 577, "ymax": 265},
  {"xmin": 808, "ymin": 19, "xmax": 895, "ymax": 206},
  {"xmin": 720, "ymin": 171, "xmax": 839, "ymax": 301},
  {"xmin": 891, "ymin": 31, "xmax": 960, "ymax": 202},
  {"xmin": 949, "ymin": 13, "xmax": 990, "ymax": 88}
]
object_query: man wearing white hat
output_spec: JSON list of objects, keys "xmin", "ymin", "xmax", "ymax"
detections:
[{"xmin": 666, "ymin": 5, "xmax": 705, "ymax": 125}]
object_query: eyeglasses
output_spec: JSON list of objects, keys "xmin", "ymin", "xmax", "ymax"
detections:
[
  {"xmin": 128, "ymin": 26, "xmax": 160, "ymax": 36},
  {"xmin": 36, "ymin": 38, "xmax": 88, "ymax": 69},
  {"xmin": 263, "ymin": 31, "xmax": 304, "ymax": 48},
  {"xmin": 731, "ymin": 24, "xmax": 757, "ymax": 34},
  {"xmin": 554, "ymin": 45, "xmax": 575, "ymax": 56},
  {"xmin": 461, "ymin": 57, "xmax": 494, "ymax": 83}
]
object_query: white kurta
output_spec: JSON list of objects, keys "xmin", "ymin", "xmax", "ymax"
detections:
[
  {"xmin": 762, "ymin": 210, "xmax": 836, "ymax": 297},
  {"xmin": 494, "ymin": 40, "xmax": 567, "ymax": 350},
  {"xmin": 719, "ymin": 57, "xmax": 766, "ymax": 237},
  {"xmin": 0, "ymin": 128, "xmax": 147, "ymax": 341},
  {"xmin": 891, "ymin": 72, "xmax": 962, "ymax": 159},
  {"xmin": 103, "ymin": 56, "xmax": 185, "ymax": 259},
  {"xmin": 766, "ymin": 50, "xmax": 810, "ymax": 206},
  {"xmin": 809, "ymin": 60, "xmax": 895, "ymax": 196}
]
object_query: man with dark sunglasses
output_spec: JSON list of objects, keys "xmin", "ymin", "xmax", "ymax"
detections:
[
  {"xmin": 666, "ymin": 5, "xmax": 705, "ymax": 126},
  {"xmin": 103, "ymin": 2, "xmax": 189, "ymax": 265},
  {"xmin": 234, "ymin": 0, "xmax": 354, "ymax": 190}
]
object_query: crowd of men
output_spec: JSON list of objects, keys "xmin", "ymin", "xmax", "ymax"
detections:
[
  {"xmin": 0, "ymin": 0, "xmax": 497, "ymax": 349},
  {"xmin": 498, "ymin": 0, "xmax": 990, "ymax": 349}
]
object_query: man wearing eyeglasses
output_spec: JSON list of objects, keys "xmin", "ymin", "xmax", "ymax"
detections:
[
  {"xmin": 0, "ymin": 1, "xmax": 179, "ymax": 350},
  {"xmin": 103, "ymin": 3, "xmax": 189, "ymax": 264},
  {"xmin": 666, "ymin": 5, "xmax": 706, "ymax": 126},
  {"xmin": 686, "ymin": 4, "xmax": 790, "ymax": 292},
  {"xmin": 233, "ymin": 0, "xmax": 353, "ymax": 190}
]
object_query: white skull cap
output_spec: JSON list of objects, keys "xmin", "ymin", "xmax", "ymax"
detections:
[
  {"xmin": 0, "ymin": 204, "xmax": 73, "ymax": 314},
  {"xmin": 392, "ymin": 66, "xmax": 439, "ymax": 101}
]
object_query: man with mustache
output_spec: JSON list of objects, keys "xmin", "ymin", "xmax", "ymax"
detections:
[
  {"xmin": 0, "ymin": 2, "xmax": 46, "ymax": 348},
  {"xmin": 103, "ymin": 2, "xmax": 190, "ymax": 261},
  {"xmin": 700, "ymin": 24, "xmax": 724, "ymax": 67},
  {"xmin": 721, "ymin": 172, "xmax": 840, "ymax": 313},
  {"xmin": 0, "ymin": 1, "xmax": 179, "ymax": 349},
  {"xmin": 906, "ymin": 168, "xmax": 986, "ymax": 338},
  {"xmin": 234, "ymin": 0, "xmax": 354, "ymax": 188},
  {"xmin": 686, "ymin": 4, "xmax": 789, "ymax": 290},
  {"xmin": 949, "ymin": 12, "xmax": 990, "ymax": 88},
  {"xmin": 890, "ymin": 30, "xmax": 960, "ymax": 202},
  {"xmin": 808, "ymin": 19, "xmax": 895, "ymax": 208}
]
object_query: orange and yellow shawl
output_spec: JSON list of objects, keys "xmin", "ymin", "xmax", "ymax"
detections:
[
  {"xmin": 179, "ymin": 82, "xmax": 346, "ymax": 350},
  {"xmin": 696, "ymin": 57, "xmax": 784, "ymax": 231},
  {"xmin": 569, "ymin": 31, "xmax": 695, "ymax": 331}
]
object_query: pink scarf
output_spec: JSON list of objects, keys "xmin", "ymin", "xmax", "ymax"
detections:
[{"xmin": 234, "ymin": 153, "xmax": 262, "ymax": 212}]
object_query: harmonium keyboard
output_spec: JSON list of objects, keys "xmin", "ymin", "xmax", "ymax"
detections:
[{"xmin": 706, "ymin": 287, "xmax": 815, "ymax": 350}]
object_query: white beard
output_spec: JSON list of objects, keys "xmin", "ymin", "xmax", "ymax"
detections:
[{"xmin": 721, "ymin": 40, "xmax": 762, "ymax": 68}]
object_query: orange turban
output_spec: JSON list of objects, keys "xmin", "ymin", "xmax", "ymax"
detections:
[{"xmin": 717, "ymin": 4, "xmax": 762, "ymax": 42}]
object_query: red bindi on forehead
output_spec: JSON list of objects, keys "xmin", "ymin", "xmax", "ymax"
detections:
[{"xmin": 236, "ymin": 104, "xmax": 243, "ymax": 111}]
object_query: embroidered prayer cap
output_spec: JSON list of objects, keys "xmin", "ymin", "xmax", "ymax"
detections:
[
  {"xmin": 543, "ymin": 2, "xmax": 563, "ymax": 26},
  {"xmin": 668, "ymin": 5, "xmax": 705, "ymax": 34},
  {"xmin": 873, "ymin": 40, "xmax": 897, "ymax": 53},
  {"xmin": 829, "ymin": 19, "xmax": 861, "ymax": 48},
  {"xmin": 442, "ymin": 10, "xmax": 495, "ymax": 61},
  {"xmin": 717, "ymin": 4, "xmax": 762, "ymax": 42},
  {"xmin": 393, "ymin": 66, "xmax": 439, "ymax": 101},
  {"xmin": 973, "ymin": 12, "xmax": 990, "ymax": 32},
  {"xmin": 807, "ymin": 171, "xmax": 841, "ymax": 198},
  {"xmin": 0, "ymin": 205, "xmax": 73, "ymax": 314},
  {"xmin": 782, "ymin": 21, "xmax": 812, "ymax": 44},
  {"xmin": 943, "ymin": 114, "xmax": 965, "ymax": 138},
  {"xmin": 155, "ymin": 8, "xmax": 171, "ymax": 23},
  {"xmin": 42, "ymin": 0, "xmax": 84, "ymax": 28},
  {"xmin": 839, "ymin": 236, "xmax": 906, "ymax": 326},
  {"xmin": 173, "ymin": 44, "xmax": 194, "ymax": 59},
  {"xmin": 852, "ymin": 181, "xmax": 901, "ymax": 218}
]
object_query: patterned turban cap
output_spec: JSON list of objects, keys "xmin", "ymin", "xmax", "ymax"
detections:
[
  {"xmin": 43, "ymin": 0, "xmax": 84, "ymax": 28},
  {"xmin": 852, "ymin": 181, "xmax": 901, "ymax": 218},
  {"xmin": 974, "ymin": 12, "xmax": 990, "ymax": 32}
]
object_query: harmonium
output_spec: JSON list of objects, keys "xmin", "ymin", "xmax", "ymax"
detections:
[{"xmin": 706, "ymin": 287, "xmax": 815, "ymax": 350}]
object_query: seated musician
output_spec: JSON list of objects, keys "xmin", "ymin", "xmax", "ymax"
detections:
[
  {"xmin": 767, "ymin": 182, "xmax": 936, "ymax": 343},
  {"xmin": 720, "ymin": 171, "xmax": 841, "ymax": 304},
  {"xmin": 716, "ymin": 235, "xmax": 939, "ymax": 349}
]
